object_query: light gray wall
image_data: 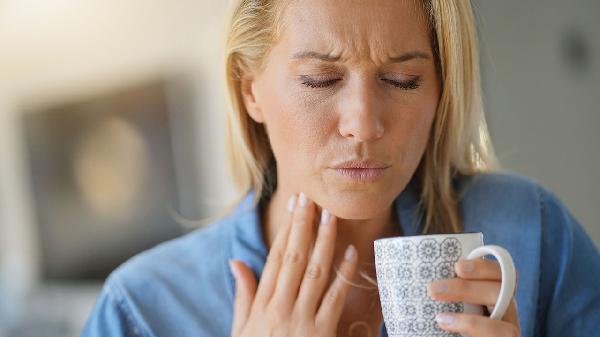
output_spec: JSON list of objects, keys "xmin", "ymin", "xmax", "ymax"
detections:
[{"xmin": 475, "ymin": 0, "xmax": 600, "ymax": 245}]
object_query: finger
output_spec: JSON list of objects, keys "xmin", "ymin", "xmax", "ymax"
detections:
[
  {"xmin": 253, "ymin": 194, "xmax": 296, "ymax": 307},
  {"xmin": 502, "ymin": 299, "xmax": 520, "ymax": 326},
  {"xmin": 230, "ymin": 260, "xmax": 258, "ymax": 337},
  {"xmin": 455, "ymin": 259, "xmax": 519, "ymax": 310},
  {"xmin": 270, "ymin": 192, "xmax": 317, "ymax": 310},
  {"xmin": 296, "ymin": 209, "xmax": 337, "ymax": 315},
  {"xmin": 427, "ymin": 278, "xmax": 500, "ymax": 307},
  {"xmin": 435, "ymin": 312, "xmax": 520, "ymax": 337},
  {"xmin": 315, "ymin": 245, "xmax": 358, "ymax": 327},
  {"xmin": 455, "ymin": 258, "xmax": 502, "ymax": 281}
]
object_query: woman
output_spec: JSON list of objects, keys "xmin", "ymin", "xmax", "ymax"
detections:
[{"xmin": 82, "ymin": 0, "xmax": 600, "ymax": 336}]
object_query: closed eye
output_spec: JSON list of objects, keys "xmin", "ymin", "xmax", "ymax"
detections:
[
  {"xmin": 299, "ymin": 76, "xmax": 422, "ymax": 90},
  {"xmin": 381, "ymin": 77, "xmax": 421, "ymax": 90},
  {"xmin": 300, "ymin": 77, "xmax": 341, "ymax": 88}
]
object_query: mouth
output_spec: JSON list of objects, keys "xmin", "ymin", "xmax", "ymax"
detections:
[{"xmin": 330, "ymin": 159, "xmax": 391, "ymax": 183}]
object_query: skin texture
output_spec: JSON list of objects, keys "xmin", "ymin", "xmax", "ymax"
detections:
[{"xmin": 231, "ymin": 0, "xmax": 521, "ymax": 336}]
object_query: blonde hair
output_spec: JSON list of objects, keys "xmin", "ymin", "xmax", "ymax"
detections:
[{"xmin": 222, "ymin": 0, "xmax": 497, "ymax": 234}]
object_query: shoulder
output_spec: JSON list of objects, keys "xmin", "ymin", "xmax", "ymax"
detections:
[
  {"xmin": 456, "ymin": 170, "xmax": 543, "ymax": 202},
  {"xmin": 84, "ymin": 192, "xmax": 261, "ymax": 336},
  {"xmin": 99, "ymin": 212, "xmax": 240, "ymax": 336},
  {"xmin": 455, "ymin": 171, "xmax": 578, "ymax": 225},
  {"xmin": 455, "ymin": 171, "xmax": 551, "ymax": 225},
  {"xmin": 109, "ymin": 211, "xmax": 237, "ymax": 294}
]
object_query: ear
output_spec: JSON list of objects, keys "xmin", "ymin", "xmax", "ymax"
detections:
[{"xmin": 240, "ymin": 74, "xmax": 265, "ymax": 123}]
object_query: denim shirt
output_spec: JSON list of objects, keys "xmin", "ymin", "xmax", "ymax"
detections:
[{"xmin": 81, "ymin": 172, "xmax": 600, "ymax": 337}]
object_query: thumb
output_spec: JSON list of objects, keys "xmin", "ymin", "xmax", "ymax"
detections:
[{"xmin": 229, "ymin": 259, "xmax": 257, "ymax": 337}]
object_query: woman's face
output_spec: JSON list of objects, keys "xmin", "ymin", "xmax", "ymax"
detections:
[{"xmin": 242, "ymin": 0, "xmax": 440, "ymax": 219}]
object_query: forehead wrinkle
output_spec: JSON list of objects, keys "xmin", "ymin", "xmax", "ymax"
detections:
[
  {"xmin": 315, "ymin": 15, "xmax": 392, "ymax": 65},
  {"xmin": 283, "ymin": 0, "xmax": 430, "ymax": 66}
]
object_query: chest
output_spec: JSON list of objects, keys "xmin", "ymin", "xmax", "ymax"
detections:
[{"xmin": 336, "ymin": 289, "xmax": 383, "ymax": 337}]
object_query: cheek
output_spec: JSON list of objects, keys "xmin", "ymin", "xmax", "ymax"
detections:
[
  {"xmin": 402, "ymin": 81, "xmax": 439, "ymax": 158},
  {"xmin": 390, "ymin": 102, "xmax": 436, "ymax": 168},
  {"xmin": 262, "ymin": 86, "xmax": 332, "ymax": 172}
]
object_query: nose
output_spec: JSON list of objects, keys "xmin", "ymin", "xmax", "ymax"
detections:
[{"xmin": 337, "ymin": 78, "xmax": 385, "ymax": 142}]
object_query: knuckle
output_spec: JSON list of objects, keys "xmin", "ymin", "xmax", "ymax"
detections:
[
  {"xmin": 450, "ymin": 278, "xmax": 468, "ymax": 293},
  {"xmin": 460, "ymin": 281, "xmax": 478, "ymax": 298},
  {"xmin": 285, "ymin": 250, "xmax": 304, "ymax": 264},
  {"xmin": 268, "ymin": 249, "xmax": 284, "ymax": 263},
  {"xmin": 324, "ymin": 286, "xmax": 340, "ymax": 304},
  {"xmin": 305, "ymin": 264, "xmax": 323, "ymax": 280}
]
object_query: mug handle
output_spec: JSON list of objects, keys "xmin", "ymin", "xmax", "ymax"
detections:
[{"xmin": 466, "ymin": 245, "xmax": 516, "ymax": 320}]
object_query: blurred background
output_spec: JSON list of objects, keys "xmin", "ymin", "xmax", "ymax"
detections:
[{"xmin": 0, "ymin": 1, "xmax": 598, "ymax": 336}]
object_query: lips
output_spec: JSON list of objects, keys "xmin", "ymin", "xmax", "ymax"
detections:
[
  {"xmin": 332, "ymin": 159, "xmax": 390, "ymax": 169},
  {"xmin": 330, "ymin": 159, "xmax": 390, "ymax": 183}
]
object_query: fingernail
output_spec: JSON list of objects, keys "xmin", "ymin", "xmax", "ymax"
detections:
[
  {"xmin": 287, "ymin": 195, "xmax": 297, "ymax": 213},
  {"xmin": 228, "ymin": 259, "xmax": 238, "ymax": 279},
  {"xmin": 344, "ymin": 244, "xmax": 356, "ymax": 261},
  {"xmin": 320, "ymin": 209, "xmax": 330, "ymax": 225},
  {"xmin": 460, "ymin": 260, "xmax": 475, "ymax": 272},
  {"xmin": 436, "ymin": 313, "xmax": 456, "ymax": 326},
  {"xmin": 432, "ymin": 282, "xmax": 448, "ymax": 293},
  {"xmin": 299, "ymin": 192, "xmax": 307, "ymax": 207}
]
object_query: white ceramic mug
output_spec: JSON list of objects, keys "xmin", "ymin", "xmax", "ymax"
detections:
[{"xmin": 374, "ymin": 232, "xmax": 516, "ymax": 337}]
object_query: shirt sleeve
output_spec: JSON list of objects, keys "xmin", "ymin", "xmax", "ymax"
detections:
[
  {"xmin": 81, "ymin": 278, "xmax": 148, "ymax": 337},
  {"xmin": 538, "ymin": 187, "xmax": 600, "ymax": 336}
]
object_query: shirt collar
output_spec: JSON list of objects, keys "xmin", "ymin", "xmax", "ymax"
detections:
[{"xmin": 229, "ymin": 192, "xmax": 269, "ymax": 279}]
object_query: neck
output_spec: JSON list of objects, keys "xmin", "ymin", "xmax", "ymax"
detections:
[{"xmin": 261, "ymin": 187, "xmax": 402, "ymax": 265}]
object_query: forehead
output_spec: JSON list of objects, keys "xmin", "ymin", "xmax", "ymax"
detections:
[{"xmin": 280, "ymin": 0, "xmax": 432, "ymax": 62}]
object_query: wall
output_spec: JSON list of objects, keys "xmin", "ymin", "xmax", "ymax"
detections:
[
  {"xmin": 0, "ymin": 0, "xmax": 236, "ymax": 333},
  {"xmin": 476, "ymin": 0, "xmax": 600, "ymax": 242}
]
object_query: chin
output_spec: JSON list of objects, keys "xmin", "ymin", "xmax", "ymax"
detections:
[{"xmin": 323, "ymin": 192, "xmax": 393, "ymax": 220}]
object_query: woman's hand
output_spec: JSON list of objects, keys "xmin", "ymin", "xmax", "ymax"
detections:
[
  {"xmin": 228, "ymin": 193, "xmax": 358, "ymax": 337},
  {"xmin": 427, "ymin": 259, "xmax": 521, "ymax": 337}
]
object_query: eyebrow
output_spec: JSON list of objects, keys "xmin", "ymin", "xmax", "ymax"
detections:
[
  {"xmin": 291, "ymin": 50, "xmax": 431, "ymax": 63},
  {"xmin": 292, "ymin": 51, "xmax": 341, "ymax": 61},
  {"xmin": 389, "ymin": 51, "xmax": 430, "ymax": 63}
]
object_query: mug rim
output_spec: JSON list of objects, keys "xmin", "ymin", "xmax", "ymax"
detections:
[{"xmin": 374, "ymin": 231, "xmax": 483, "ymax": 244}]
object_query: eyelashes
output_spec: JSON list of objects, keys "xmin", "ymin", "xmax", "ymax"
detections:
[
  {"xmin": 300, "ymin": 76, "xmax": 422, "ymax": 90},
  {"xmin": 302, "ymin": 78, "xmax": 340, "ymax": 89},
  {"xmin": 381, "ymin": 77, "xmax": 421, "ymax": 90}
]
